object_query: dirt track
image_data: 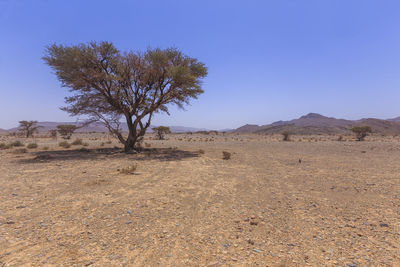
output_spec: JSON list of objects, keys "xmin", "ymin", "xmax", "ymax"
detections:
[{"xmin": 1, "ymin": 134, "xmax": 399, "ymax": 266}]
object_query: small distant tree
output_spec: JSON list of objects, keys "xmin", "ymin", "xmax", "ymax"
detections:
[
  {"xmin": 57, "ymin": 124, "xmax": 78, "ymax": 139},
  {"xmin": 49, "ymin": 129, "xmax": 57, "ymax": 139},
  {"xmin": 282, "ymin": 131, "xmax": 291, "ymax": 141},
  {"xmin": 18, "ymin": 120, "xmax": 41, "ymax": 138},
  {"xmin": 350, "ymin": 126, "xmax": 372, "ymax": 141},
  {"xmin": 43, "ymin": 41, "xmax": 207, "ymax": 152},
  {"xmin": 153, "ymin": 126, "xmax": 171, "ymax": 140}
]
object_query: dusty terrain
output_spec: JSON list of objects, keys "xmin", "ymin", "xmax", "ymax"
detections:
[{"xmin": 0, "ymin": 133, "xmax": 399, "ymax": 266}]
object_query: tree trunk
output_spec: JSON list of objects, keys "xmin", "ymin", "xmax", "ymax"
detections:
[
  {"xmin": 124, "ymin": 135, "xmax": 136, "ymax": 152},
  {"xmin": 124, "ymin": 115, "xmax": 137, "ymax": 152}
]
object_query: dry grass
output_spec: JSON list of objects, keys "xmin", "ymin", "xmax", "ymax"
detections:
[
  {"xmin": 59, "ymin": 141, "xmax": 71, "ymax": 148},
  {"xmin": 119, "ymin": 164, "xmax": 137, "ymax": 174},
  {"xmin": 27, "ymin": 143, "xmax": 38, "ymax": 149}
]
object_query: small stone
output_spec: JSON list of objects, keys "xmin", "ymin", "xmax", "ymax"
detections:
[
  {"xmin": 224, "ymin": 243, "xmax": 230, "ymax": 249},
  {"xmin": 347, "ymin": 264, "xmax": 356, "ymax": 267},
  {"xmin": 253, "ymin": 248, "xmax": 261, "ymax": 253},
  {"xmin": 380, "ymin": 223, "xmax": 389, "ymax": 227},
  {"xmin": 127, "ymin": 210, "xmax": 133, "ymax": 214},
  {"xmin": 126, "ymin": 220, "xmax": 132, "ymax": 224}
]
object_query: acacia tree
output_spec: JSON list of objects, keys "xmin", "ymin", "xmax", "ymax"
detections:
[
  {"xmin": 56, "ymin": 124, "xmax": 78, "ymax": 139},
  {"xmin": 43, "ymin": 42, "xmax": 207, "ymax": 152},
  {"xmin": 350, "ymin": 126, "xmax": 372, "ymax": 141},
  {"xmin": 18, "ymin": 120, "xmax": 41, "ymax": 138},
  {"xmin": 153, "ymin": 126, "xmax": 171, "ymax": 140}
]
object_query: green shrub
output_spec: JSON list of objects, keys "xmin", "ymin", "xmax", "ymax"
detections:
[
  {"xmin": 59, "ymin": 141, "xmax": 71, "ymax": 148},
  {"xmin": 27, "ymin": 143, "xmax": 38, "ymax": 149}
]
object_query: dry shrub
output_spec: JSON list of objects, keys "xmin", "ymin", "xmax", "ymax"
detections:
[
  {"xmin": 197, "ymin": 149, "xmax": 205, "ymax": 154},
  {"xmin": 27, "ymin": 143, "xmax": 38, "ymax": 149},
  {"xmin": 59, "ymin": 141, "xmax": 71, "ymax": 148},
  {"xmin": 82, "ymin": 142, "xmax": 89, "ymax": 146},
  {"xmin": 42, "ymin": 146, "xmax": 49, "ymax": 150},
  {"xmin": 144, "ymin": 143, "xmax": 151, "ymax": 148},
  {"xmin": 337, "ymin": 135, "xmax": 343, "ymax": 141},
  {"xmin": 100, "ymin": 142, "xmax": 105, "ymax": 146},
  {"xmin": 0, "ymin": 143, "xmax": 11, "ymax": 150},
  {"xmin": 222, "ymin": 151, "xmax": 231, "ymax": 160},
  {"xmin": 282, "ymin": 131, "xmax": 291, "ymax": 141},
  {"xmin": 71, "ymin": 138, "xmax": 83, "ymax": 145},
  {"xmin": 106, "ymin": 140, "xmax": 112, "ymax": 144},
  {"xmin": 10, "ymin": 140, "xmax": 24, "ymax": 147},
  {"xmin": 13, "ymin": 148, "xmax": 27, "ymax": 154},
  {"xmin": 120, "ymin": 164, "xmax": 137, "ymax": 174}
]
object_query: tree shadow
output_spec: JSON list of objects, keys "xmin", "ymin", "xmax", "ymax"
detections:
[{"xmin": 19, "ymin": 147, "xmax": 199, "ymax": 163}]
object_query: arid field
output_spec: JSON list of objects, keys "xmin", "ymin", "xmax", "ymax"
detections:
[{"xmin": 1, "ymin": 133, "xmax": 399, "ymax": 266}]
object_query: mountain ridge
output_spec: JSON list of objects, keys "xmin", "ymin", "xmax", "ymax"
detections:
[{"xmin": 233, "ymin": 113, "xmax": 400, "ymax": 135}]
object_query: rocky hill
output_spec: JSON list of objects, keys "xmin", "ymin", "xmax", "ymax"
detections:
[{"xmin": 233, "ymin": 113, "xmax": 400, "ymax": 135}]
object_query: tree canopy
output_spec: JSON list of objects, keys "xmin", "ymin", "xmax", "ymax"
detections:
[
  {"xmin": 153, "ymin": 126, "xmax": 171, "ymax": 140},
  {"xmin": 43, "ymin": 41, "xmax": 207, "ymax": 152},
  {"xmin": 350, "ymin": 126, "xmax": 372, "ymax": 141},
  {"xmin": 18, "ymin": 120, "xmax": 40, "ymax": 138}
]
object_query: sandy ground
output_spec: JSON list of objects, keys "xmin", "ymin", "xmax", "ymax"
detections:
[{"xmin": 0, "ymin": 133, "xmax": 399, "ymax": 266}]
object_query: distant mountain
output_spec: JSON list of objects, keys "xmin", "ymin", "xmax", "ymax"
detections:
[
  {"xmin": 388, "ymin": 116, "xmax": 400, "ymax": 122},
  {"xmin": 233, "ymin": 113, "xmax": 400, "ymax": 135},
  {"xmin": 4, "ymin": 122, "xmax": 208, "ymax": 134}
]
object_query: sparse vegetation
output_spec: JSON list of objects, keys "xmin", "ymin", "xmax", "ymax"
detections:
[
  {"xmin": 42, "ymin": 146, "xmax": 49, "ymax": 150},
  {"xmin": 350, "ymin": 126, "xmax": 372, "ymax": 141},
  {"xmin": 59, "ymin": 141, "xmax": 71, "ymax": 148},
  {"xmin": 71, "ymin": 138, "xmax": 83, "ymax": 145},
  {"xmin": 337, "ymin": 135, "xmax": 343, "ymax": 141},
  {"xmin": 222, "ymin": 151, "xmax": 231, "ymax": 160},
  {"xmin": 153, "ymin": 126, "xmax": 171, "ymax": 140},
  {"xmin": 18, "ymin": 120, "xmax": 41, "ymax": 138},
  {"xmin": 282, "ymin": 131, "xmax": 291, "ymax": 141},
  {"xmin": 197, "ymin": 149, "xmax": 205, "ymax": 154},
  {"xmin": 0, "ymin": 143, "xmax": 11, "ymax": 150},
  {"xmin": 57, "ymin": 125, "xmax": 78, "ymax": 139},
  {"xmin": 10, "ymin": 140, "xmax": 24, "ymax": 147},
  {"xmin": 49, "ymin": 129, "xmax": 57, "ymax": 139},
  {"xmin": 120, "ymin": 164, "xmax": 137, "ymax": 174},
  {"xmin": 27, "ymin": 143, "xmax": 38, "ymax": 149},
  {"xmin": 13, "ymin": 148, "xmax": 27, "ymax": 154}
]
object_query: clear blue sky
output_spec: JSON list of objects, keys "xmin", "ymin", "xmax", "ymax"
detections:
[{"xmin": 1, "ymin": 0, "xmax": 400, "ymax": 130}]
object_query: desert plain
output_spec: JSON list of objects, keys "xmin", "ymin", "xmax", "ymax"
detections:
[{"xmin": 0, "ymin": 133, "xmax": 399, "ymax": 266}]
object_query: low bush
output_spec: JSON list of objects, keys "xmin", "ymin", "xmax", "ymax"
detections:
[
  {"xmin": 10, "ymin": 140, "xmax": 24, "ymax": 147},
  {"xmin": 13, "ymin": 148, "xmax": 27, "ymax": 154},
  {"xmin": 71, "ymin": 139, "xmax": 83, "ymax": 145},
  {"xmin": 27, "ymin": 143, "xmax": 38, "ymax": 149},
  {"xmin": 59, "ymin": 141, "xmax": 71, "ymax": 148},
  {"xmin": 282, "ymin": 131, "xmax": 291, "ymax": 141},
  {"xmin": 222, "ymin": 151, "xmax": 231, "ymax": 160},
  {"xmin": 120, "ymin": 164, "xmax": 137, "ymax": 174},
  {"xmin": 0, "ymin": 143, "xmax": 11, "ymax": 150},
  {"xmin": 197, "ymin": 149, "xmax": 205, "ymax": 154}
]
